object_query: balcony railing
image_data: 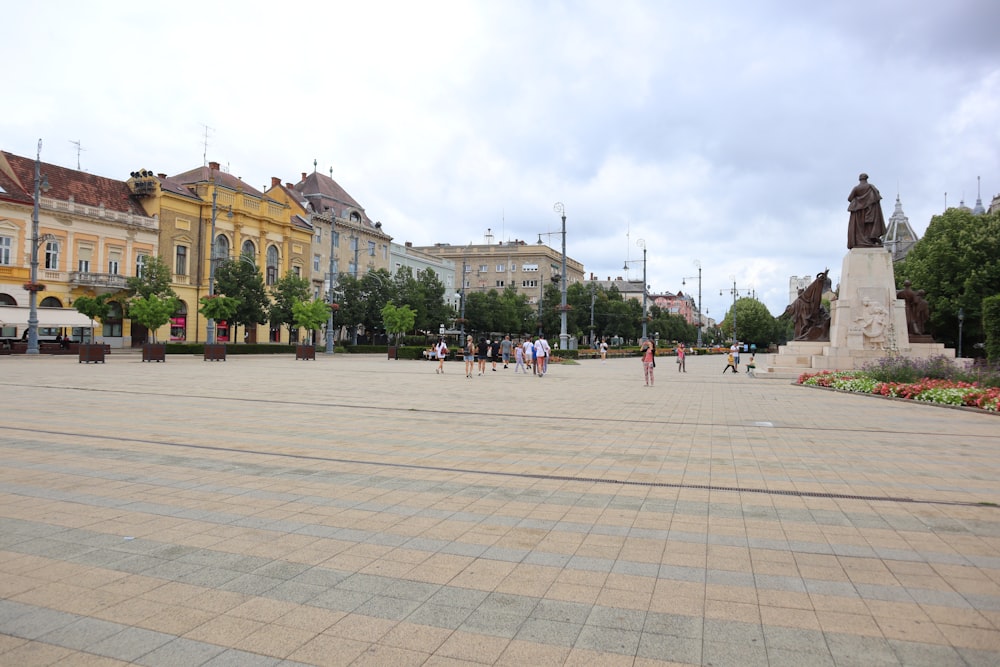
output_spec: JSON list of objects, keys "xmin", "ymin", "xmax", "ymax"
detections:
[{"xmin": 70, "ymin": 271, "xmax": 128, "ymax": 289}]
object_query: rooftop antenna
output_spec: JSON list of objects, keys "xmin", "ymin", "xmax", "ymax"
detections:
[
  {"xmin": 201, "ymin": 124, "xmax": 214, "ymax": 166},
  {"xmin": 69, "ymin": 139, "xmax": 85, "ymax": 170}
]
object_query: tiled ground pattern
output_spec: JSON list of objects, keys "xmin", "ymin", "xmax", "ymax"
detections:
[{"xmin": 0, "ymin": 352, "xmax": 998, "ymax": 666}]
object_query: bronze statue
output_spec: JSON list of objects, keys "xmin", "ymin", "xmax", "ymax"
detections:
[
  {"xmin": 786, "ymin": 270, "xmax": 831, "ymax": 341},
  {"xmin": 896, "ymin": 280, "xmax": 933, "ymax": 340},
  {"xmin": 847, "ymin": 173, "xmax": 887, "ymax": 249}
]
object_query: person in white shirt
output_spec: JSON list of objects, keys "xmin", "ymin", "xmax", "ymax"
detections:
[
  {"xmin": 434, "ymin": 337, "xmax": 448, "ymax": 374},
  {"xmin": 535, "ymin": 334, "xmax": 551, "ymax": 376},
  {"xmin": 600, "ymin": 338, "xmax": 608, "ymax": 363},
  {"xmin": 522, "ymin": 339, "xmax": 534, "ymax": 375}
]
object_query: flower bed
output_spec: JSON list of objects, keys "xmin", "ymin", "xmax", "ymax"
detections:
[{"xmin": 798, "ymin": 369, "xmax": 1000, "ymax": 412}]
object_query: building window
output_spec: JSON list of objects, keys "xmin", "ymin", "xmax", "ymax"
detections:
[
  {"xmin": 108, "ymin": 259, "xmax": 120, "ymax": 275},
  {"xmin": 522, "ymin": 263, "xmax": 538, "ymax": 272},
  {"xmin": 522, "ymin": 280, "xmax": 538, "ymax": 288},
  {"xmin": 496, "ymin": 280, "xmax": 505, "ymax": 287},
  {"xmin": 333, "ymin": 230, "xmax": 340, "ymax": 247},
  {"xmin": 479, "ymin": 264, "xmax": 488, "ymax": 272},
  {"xmin": 293, "ymin": 265, "xmax": 301, "ymax": 277},
  {"xmin": 170, "ymin": 301, "xmax": 187, "ymax": 341},
  {"xmin": 510, "ymin": 264, "xmax": 518, "ymax": 272},
  {"xmin": 368, "ymin": 241, "xmax": 376, "ymax": 256},
  {"xmin": 313, "ymin": 254, "xmax": 321, "ymax": 271},
  {"xmin": 103, "ymin": 302, "xmax": 123, "ymax": 337},
  {"xmin": 266, "ymin": 245, "xmax": 279, "ymax": 285},
  {"xmin": 314, "ymin": 227, "xmax": 322, "ymax": 243},
  {"xmin": 382, "ymin": 244, "xmax": 388, "ymax": 259},
  {"xmin": 175, "ymin": 245, "xmax": 188, "ymax": 275},
  {"xmin": 78, "ymin": 259, "xmax": 90, "ymax": 272},
  {"xmin": 136, "ymin": 254, "xmax": 148, "ymax": 278},
  {"xmin": 241, "ymin": 239, "xmax": 256, "ymax": 263},
  {"xmin": 0, "ymin": 236, "xmax": 11, "ymax": 265},
  {"xmin": 496, "ymin": 264, "xmax": 505, "ymax": 272},
  {"xmin": 45, "ymin": 241, "xmax": 60, "ymax": 269},
  {"xmin": 464, "ymin": 265, "xmax": 472, "ymax": 273}
]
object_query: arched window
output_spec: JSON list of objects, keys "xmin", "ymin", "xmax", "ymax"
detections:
[
  {"xmin": 213, "ymin": 234, "xmax": 230, "ymax": 263},
  {"xmin": 266, "ymin": 245, "xmax": 279, "ymax": 285},
  {"xmin": 0, "ymin": 293, "xmax": 16, "ymax": 306},
  {"xmin": 350, "ymin": 211, "xmax": 361, "ymax": 223},
  {"xmin": 40, "ymin": 296, "xmax": 63, "ymax": 308},
  {"xmin": 241, "ymin": 239, "xmax": 256, "ymax": 264}
]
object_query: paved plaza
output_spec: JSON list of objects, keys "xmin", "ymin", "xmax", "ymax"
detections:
[{"xmin": 0, "ymin": 351, "xmax": 998, "ymax": 666}]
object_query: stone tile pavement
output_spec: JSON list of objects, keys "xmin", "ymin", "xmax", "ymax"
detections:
[{"xmin": 0, "ymin": 351, "xmax": 998, "ymax": 666}]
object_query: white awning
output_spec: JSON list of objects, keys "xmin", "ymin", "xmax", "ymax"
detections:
[{"xmin": 0, "ymin": 306, "xmax": 95, "ymax": 329}]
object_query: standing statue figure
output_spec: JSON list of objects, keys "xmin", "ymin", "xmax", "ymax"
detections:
[
  {"xmin": 913, "ymin": 289, "xmax": 930, "ymax": 336},
  {"xmin": 847, "ymin": 173, "xmax": 887, "ymax": 249},
  {"xmin": 896, "ymin": 280, "xmax": 917, "ymax": 334}
]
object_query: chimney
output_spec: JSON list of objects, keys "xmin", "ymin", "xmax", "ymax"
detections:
[
  {"xmin": 157, "ymin": 173, "xmax": 166, "ymax": 179},
  {"xmin": 405, "ymin": 241, "xmax": 412, "ymax": 247},
  {"xmin": 301, "ymin": 172, "xmax": 307, "ymax": 181},
  {"xmin": 209, "ymin": 161, "xmax": 220, "ymax": 170},
  {"xmin": 271, "ymin": 177, "xmax": 281, "ymax": 188},
  {"xmin": 286, "ymin": 183, "xmax": 294, "ymax": 189}
]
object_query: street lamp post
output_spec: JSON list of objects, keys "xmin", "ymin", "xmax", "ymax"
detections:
[
  {"xmin": 681, "ymin": 259, "xmax": 703, "ymax": 347},
  {"xmin": 325, "ymin": 220, "xmax": 338, "ymax": 355},
  {"xmin": 720, "ymin": 277, "xmax": 752, "ymax": 346},
  {"xmin": 553, "ymin": 202, "xmax": 568, "ymax": 350},
  {"xmin": 26, "ymin": 139, "xmax": 49, "ymax": 355},
  {"xmin": 958, "ymin": 308, "xmax": 965, "ymax": 359},
  {"xmin": 459, "ymin": 260, "xmax": 467, "ymax": 337},
  {"xmin": 623, "ymin": 239, "xmax": 648, "ymax": 340},
  {"xmin": 206, "ymin": 178, "xmax": 220, "ymax": 344}
]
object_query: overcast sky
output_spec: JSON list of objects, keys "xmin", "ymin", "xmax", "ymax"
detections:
[{"xmin": 3, "ymin": 0, "xmax": 997, "ymax": 321}]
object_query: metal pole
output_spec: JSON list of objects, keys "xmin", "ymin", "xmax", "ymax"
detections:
[
  {"xmin": 958, "ymin": 308, "xmax": 964, "ymax": 358},
  {"xmin": 206, "ymin": 178, "xmax": 218, "ymax": 344},
  {"xmin": 553, "ymin": 202, "xmax": 569, "ymax": 350},
  {"xmin": 27, "ymin": 139, "xmax": 43, "ymax": 355},
  {"xmin": 589, "ymin": 283, "xmax": 595, "ymax": 345},
  {"xmin": 731, "ymin": 278, "xmax": 737, "ymax": 345},
  {"xmin": 641, "ymin": 243, "xmax": 648, "ymax": 340},
  {"xmin": 460, "ymin": 260, "xmax": 466, "ymax": 336},
  {"xmin": 325, "ymin": 219, "xmax": 337, "ymax": 354},
  {"xmin": 696, "ymin": 261, "xmax": 703, "ymax": 348}
]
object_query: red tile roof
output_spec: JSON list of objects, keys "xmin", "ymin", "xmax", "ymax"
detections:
[{"xmin": 0, "ymin": 150, "xmax": 146, "ymax": 215}]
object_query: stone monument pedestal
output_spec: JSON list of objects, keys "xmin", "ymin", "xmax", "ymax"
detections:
[{"xmin": 765, "ymin": 248, "xmax": 954, "ymax": 376}]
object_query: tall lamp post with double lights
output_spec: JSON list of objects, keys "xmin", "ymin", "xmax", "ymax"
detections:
[
  {"xmin": 720, "ymin": 276, "xmax": 753, "ymax": 346},
  {"xmin": 681, "ymin": 259, "xmax": 703, "ymax": 347},
  {"xmin": 553, "ymin": 202, "xmax": 569, "ymax": 350},
  {"xmin": 623, "ymin": 239, "xmax": 648, "ymax": 340},
  {"xmin": 26, "ymin": 139, "xmax": 51, "ymax": 355},
  {"xmin": 205, "ymin": 175, "xmax": 233, "ymax": 344},
  {"xmin": 325, "ymin": 220, "xmax": 339, "ymax": 355}
]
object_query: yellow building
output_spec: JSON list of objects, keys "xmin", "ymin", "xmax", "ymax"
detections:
[
  {"xmin": 129, "ymin": 161, "xmax": 312, "ymax": 343},
  {"xmin": 1, "ymin": 149, "xmax": 158, "ymax": 347}
]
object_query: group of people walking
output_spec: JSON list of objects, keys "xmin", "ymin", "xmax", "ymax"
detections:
[{"xmin": 447, "ymin": 333, "xmax": 552, "ymax": 378}]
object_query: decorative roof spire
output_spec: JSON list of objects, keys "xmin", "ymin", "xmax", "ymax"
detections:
[{"xmin": 973, "ymin": 175, "xmax": 986, "ymax": 215}]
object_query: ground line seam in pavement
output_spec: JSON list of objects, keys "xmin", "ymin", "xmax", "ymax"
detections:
[{"xmin": 8, "ymin": 424, "xmax": 995, "ymax": 508}]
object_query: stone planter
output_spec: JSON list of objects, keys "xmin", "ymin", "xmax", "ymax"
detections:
[
  {"xmin": 78, "ymin": 344, "xmax": 106, "ymax": 364},
  {"xmin": 203, "ymin": 343, "xmax": 227, "ymax": 361},
  {"xmin": 142, "ymin": 343, "xmax": 166, "ymax": 363},
  {"xmin": 295, "ymin": 344, "xmax": 316, "ymax": 360}
]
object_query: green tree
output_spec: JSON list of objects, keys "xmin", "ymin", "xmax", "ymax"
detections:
[
  {"xmin": 360, "ymin": 270, "xmax": 396, "ymax": 339},
  {"xmin": 897, "ymin": 208, "xmax": 1000, "ymax": 351},
  {"xmin": 719, "ymin": 298, "xmax": 778, "ymax": 347},
  {"xmin": 983, "ymin": 294, "xmax": 1000, "ymax": 362},
  {"xmin": 126, "ymin": 254, "xmax": 176, "ymax": 300},
  {"xmin": 129, "ymin": 295, "xmax": 177, "ymax": 344},
  {"xmin": 198, "ymin": 295, "xmax": 240, "ymax": 323},
  {"xmin": 381, "ymin": 302, "xmax": 416, "ymax": 345},
  {"xmin": 333, "ymin": 274, "xmax": 364, "ymax": 344},
  {"xmin": 291, "ymin": 298, "xmax": 331, "ymax": 346},
  {"xmin": 269, "ymin": 271, "xmax": 312, "ymax": 340},
  {"xmin": 213, "ymin": 259, "xmax": 269, "ymax": 342},
  {"xmin": 74, "ymin": 294, "xmax": 112, "ymax": 340}
]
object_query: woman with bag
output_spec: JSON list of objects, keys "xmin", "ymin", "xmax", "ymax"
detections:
[{"xmin": 640, "ymin": 337, "xmax": 656, "ymax": 386}]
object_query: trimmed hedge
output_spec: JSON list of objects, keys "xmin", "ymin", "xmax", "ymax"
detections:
[{"xmin": 165, "ymin": 343, "xmax": 335, "ymax": 355}]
